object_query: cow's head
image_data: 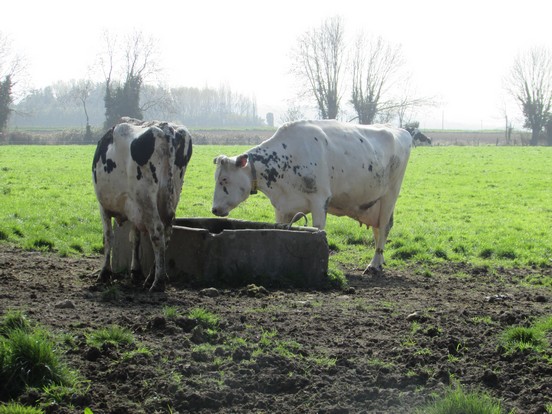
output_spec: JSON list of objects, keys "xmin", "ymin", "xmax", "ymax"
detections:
[{"xmin": 211, "ymin": 154, "xmax": 252, "ymax": 217}]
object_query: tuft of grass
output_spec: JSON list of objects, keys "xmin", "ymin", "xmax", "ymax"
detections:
[
  {"xmin": 327, "ymin": 262, "xmax": 347, "ymax": 289},
  {"xmin": 415, "ymin": 383, "xmax": 504, "ymax": 413},
  {"xmin": 100, "ymin": 285, "xmax": 121, "ymax": 302},
  {"xmin": 163, "ymin": 306, "xmax": 181, "ymax": 319},
  {"xmin": 0, "ymin": 312, "xmax": 80, "ymax": 400},
  {"xmin": 499, "ymin": 316, "xmax": 552, "ymax": 356},
  {"xmin": 0, "ymin": 403, "xmax": 45, "ymax": 414},
  {"xmin": 0, "ymin": 310, "xmax": 32, "ymax": 335},
  {"xmin": 86, "ymin": 325, "xmax": 134, "ymax": 348},
  {"xmin": 188, "ymin": 308, "xmax": 220, "ymax": 331}
]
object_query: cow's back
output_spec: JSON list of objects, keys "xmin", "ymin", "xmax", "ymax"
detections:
[
  {"xmin": 253, "ymin": 120, "xmax": 410, "ymax": 221},
  {"xmin": 267, "ymin": 120, "xmax": 410, "ymax": 189},
  {"xmin": 92, "ymin": 120, "xmax": 192, "ymax": 227}
]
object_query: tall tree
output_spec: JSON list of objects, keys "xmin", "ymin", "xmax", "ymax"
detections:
[
  {"xmin": 0, "ymin": 32, "xmax": 25, "ymax": 133},
  {"xmin": 100, "ymin": 31, "xmax": 161, "ymax": 128},
  {"xmin": 67, "ymin": 79, "xmax": 94, "ymax": 141},
  {"xmin": 351, "ymin": 35, "xmax": 404, "ymax": 125},
  {"xmin": 0, "ymin": 75, "xmax": 12, "ymax": 132},
  {"xmin": 292, "ymin": 16, "xmax": 345, "ymax": 119},
  {"xmin": 506, "ymin": 46, "xmax": 552, "ymax": 145}
]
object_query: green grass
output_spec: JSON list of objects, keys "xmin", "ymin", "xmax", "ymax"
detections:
[
  {"xmin": 0, "ymin": 312, "xmax": 81, "ymax": 401},
  {"xmin": 188, "ymin": 308, "xmax": 220, "ymax": 331},
  {"xmin": 0, "ymin": 403, "xmax": 44, "ymax": 414},
  {"xmin": 415, "ymin": 383, "xmax": 506, "ymax": 413},
  {"xmin": 499, "ymin": 316, "xmax": 552, "ymax": 356},
  {"xmin": 1, "ymin": 145, "xmax": 551, "ymax": 272},
  {"xmin": 85, "ymin": 325, "xmax": 134, "ymax": 348},
  {"xmin": 163, "ymin": 306, "xmax": 182, "ymax": 319}
]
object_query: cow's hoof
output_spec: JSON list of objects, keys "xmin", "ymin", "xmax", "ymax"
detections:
[
  {"xmin": 130, "ymin": 270, "xmax": 144, "ymax": 284},
  {"xmin": 96, "ymin": 269, "xmax": 112, "ymax": 284},
  {"xmin": 363, "ymin": 266, "xmax": 383, "ymax": 276},
  {"xmin": 148, "ymin": 280, "xmax": 166, "ymax": 293}
]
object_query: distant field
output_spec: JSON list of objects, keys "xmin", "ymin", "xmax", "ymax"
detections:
[
  {"xmin": 2, "ymin": 126, "xmax": 532, "ymax": 146},
  {"xmin": 425, "ymin": 129, "xmax": 531, "ymax": 146},
  {"xmin": 1, "ymin": 145, "xmax": 550, "ymax": 272}
]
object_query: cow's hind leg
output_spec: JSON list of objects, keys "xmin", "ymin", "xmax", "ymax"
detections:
[
  {"xmin": 129, "ymin": 226, "xmax": 144, "ymax": 284},
  {"xmin": 143, "ymin": 223, "xmax": 167, "ymax": 292},
  {"xmin": 98, "ymin": 208, "xmax": 113, "ymax": 283}
]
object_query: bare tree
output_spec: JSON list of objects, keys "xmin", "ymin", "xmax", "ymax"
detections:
[
  {"xmin": 350, "ymin": 34, "xmax": 405, "ymax": 125},
  {"xmin": 280, "ymin": 104, "xmax": 306, "ymax": 124},
  {"xmin": 0, "ymin": 32, "xmax": 26, "ymax": 132},
  {"xmin": 506, "ymin": 46, "xmax": 552, "ymax": 145},
  {"xmin": 292, "ymin": 16, "xmax": 346, "ymax": 119},
  {"xmin": 69, "ymin": 79, "xmax": 94, "ymax": 141},
  {"xmin": 99, "ymin": 30, "xmax": 164, "ymax": 128},
  {"xmin": 394, "ymin": 78, "xmax": 436, "ymax": 128}
]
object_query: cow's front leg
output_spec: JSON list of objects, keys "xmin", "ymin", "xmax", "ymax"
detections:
[
  {"xmin": 364, "ymin": 233, "xmax": 384, "ymax": 274},
  {"xmin": 310, "ymin": 197, "xmax": 329, "ymax": 230},
  {"xmin": 364, "ymin": 211, "xmax": 394, "ymax": 275}
]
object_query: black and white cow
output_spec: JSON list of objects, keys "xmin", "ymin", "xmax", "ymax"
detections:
[
  {"xmin": 211, "ymin": 120, "xmax": 412, "ymax": 274},
  {"xmin": 92, "ymin": 117, "xmax": 193, "ymax": 291},
  {"xmin": 405, "ymin": 126, "xmax": 432, "ymax": 146}
]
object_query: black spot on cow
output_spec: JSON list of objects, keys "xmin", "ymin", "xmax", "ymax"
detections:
[
  {"xmin": 302, "ymin": 176, "xmax": 317, "ymax": 193},
  {"xmin": 92, "ymin": 127, "xmax": 114, "ymax": 183},
  {"xmin": 359, "ymin": 138, "xmax": 364, "ymax": 143},
  {"xmin": 175, "ymin": 130, "xmax": 193, "ymax": 168},
  {"xmin": 149, "ymin": 162, "xmax": 158, "ymax": 184},
  {"xmin": 261, "ymin": 167, "xmax": 279, "ymax": 188},
  {"xmin": 369, "ymin": 164, "xmax": 373, "ymax": 172},
  {"xmin": 131, "ymin": 129, "xmax": 156, "ymax": 166},
  {"xmin": 282, "ymin": 143, "xmax": 287, "ymax": 149},
  {"xmin": 314, "ymin": 136, "xmax": 318, "ymax": 142},
  {"xmin": 104, "ymin": 159, "xmax": 116, "ymax": 174},
  {"xmin": 136, "ymin": 166, "xmax": 142, "ymax": 180}
]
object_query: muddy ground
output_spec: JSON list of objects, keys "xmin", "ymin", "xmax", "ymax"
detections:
[{"xmin": 0, "ymin": 245, "xmax": 550, "ymax": 413}]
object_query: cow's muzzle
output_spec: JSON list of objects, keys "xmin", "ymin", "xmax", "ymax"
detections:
[{"xmin": 211, "ymin": 207, "xmax": 228, "ymax": 217}]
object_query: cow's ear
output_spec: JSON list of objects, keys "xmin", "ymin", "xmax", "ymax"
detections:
[
  {"xmin": 213, "ymin": 155, "xmax": 227, "ymax": 165},
  {"xmin": 235, "ymin": 154, "xmax": 248, "ymax": 168}
]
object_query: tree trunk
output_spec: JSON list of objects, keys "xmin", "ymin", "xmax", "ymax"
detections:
[{"xmin": 531, "ymin": 128, "xmax": 540, "ymax": 146}]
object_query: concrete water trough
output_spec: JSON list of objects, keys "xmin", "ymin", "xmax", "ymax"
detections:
[{"xmin": 112, "ymin": 218, "xmax": 330, "ymax": 288}]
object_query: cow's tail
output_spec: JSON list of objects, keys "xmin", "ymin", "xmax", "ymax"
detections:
[{"xmin": 150, "ymin": 126, "xmax": 178, "ymax": 227}]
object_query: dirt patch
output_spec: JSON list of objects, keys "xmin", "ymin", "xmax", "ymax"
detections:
[{"xmin": 0, "ymin": 245, "xmax": 550, "ymax": 413}]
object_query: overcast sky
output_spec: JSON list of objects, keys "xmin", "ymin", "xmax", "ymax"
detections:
[{"xmin": 3, "ymin": 0, "xmax": 550, "ymax": 129}]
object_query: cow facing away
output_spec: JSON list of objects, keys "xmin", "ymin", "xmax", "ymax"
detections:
[
  {"xmin": 212, "ymin": 120, "xmax": 412, "ymax": 274},
  {"xmin": 92, "ymin": 118, "xmax": 193, "ymax": 291}
]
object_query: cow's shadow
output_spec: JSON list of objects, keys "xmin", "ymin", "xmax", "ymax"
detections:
[{"xmin": 345, "ymin": 269, "xmax": 419, "ymax": 291}]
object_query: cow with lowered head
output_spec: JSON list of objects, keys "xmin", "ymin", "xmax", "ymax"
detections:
[
  {"xmin": 405, "ymin": 125, "xmax": 432, "ymax": 146},
  {"xmin": 212, "ymin": 119, "xmax": 412, "ymax": 274},
  {"xmin": 92, "ymin": 117, "xmax": 193, "ymax": 291}
]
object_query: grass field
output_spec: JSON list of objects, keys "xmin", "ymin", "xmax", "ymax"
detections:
[{"xmin": 1, "ymin": 145, "xmax": 551, "ymax": 272}]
